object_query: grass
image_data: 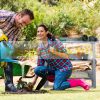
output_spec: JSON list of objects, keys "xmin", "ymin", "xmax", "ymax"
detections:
[{"xmin": 0, "ymin": 86, "xmax": 100, "ymax": 100}]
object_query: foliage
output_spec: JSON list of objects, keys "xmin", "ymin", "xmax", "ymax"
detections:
[
  {"xmin": 0, "ymin": 0, "xmax": 27, "ymax": 11},
  {"xmin": 0, "ymin": 0, "xmax": 100, "ymax": 40}
]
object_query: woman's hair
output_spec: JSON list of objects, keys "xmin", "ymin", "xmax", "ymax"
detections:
[{"xmin": 38, "ymin": 24, "xmax": 55, "ymax": 41}]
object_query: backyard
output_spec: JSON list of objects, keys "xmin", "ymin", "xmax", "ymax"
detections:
[
  {"xmin": 0, "ymin": 0, "xmax": 100, "ymax": 99},
  {"xmin": 0, "ymin": 65, "xmax": 100, "ymax": 100}
]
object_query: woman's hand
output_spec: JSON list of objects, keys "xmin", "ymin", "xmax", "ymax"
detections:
[
  {"xmin": 26, "ymin": 82, "xmax": 34, "ymax": 91},
  {"xmin": 31, "ymin": 75, "xmax": 38, "ymax": 88},
  {"xmin": 48, "ymin": 46, "xmax": 56, "ymax": 54}
]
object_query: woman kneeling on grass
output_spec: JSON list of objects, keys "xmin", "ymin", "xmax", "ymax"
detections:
[{"xmin": 31, "ymin": 24, "xmax": 90, "ymax": 91}]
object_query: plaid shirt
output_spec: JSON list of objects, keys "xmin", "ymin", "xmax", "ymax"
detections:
[
  {"xmin": 0, "ymin": 10, "xmax": 21, "ymax": 44},
  {"xmin": 37, "ymin": 39, "xmax": 73, "ymax": 71}
]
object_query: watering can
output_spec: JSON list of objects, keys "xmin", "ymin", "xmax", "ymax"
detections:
[{"xmin": 0, "ymin": 29, "xmax": 17, "ymax": 63}]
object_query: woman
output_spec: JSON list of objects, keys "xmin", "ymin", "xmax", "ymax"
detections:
[{"xmin": 32, "ymin": 24, "xmax": 90, "ymax": 90}]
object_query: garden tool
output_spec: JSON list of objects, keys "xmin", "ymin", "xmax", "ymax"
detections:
[
  {"xmin": 35, "ymin": 77, "xmax": 47, "ymax": 90},
  {"xmin": 0, "ymin": 29, "xmax": 8, "ymax": 67},
  {"xmin": 0, "ymin": 29, "xmax": 18, "ymax": 63}
]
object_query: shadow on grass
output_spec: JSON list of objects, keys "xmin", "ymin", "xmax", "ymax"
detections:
[{"xmin": 49, "ymin": 88, "xmax": 100, "ymax": 94}]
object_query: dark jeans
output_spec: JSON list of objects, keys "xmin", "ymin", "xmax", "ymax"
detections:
[
  {"xmin": 34, "ymin": 66, "xmax": 72, "ymax": 90},
  {"xmin": 4, "ymin": 62, "xmax": 13, "ymax": 87}
]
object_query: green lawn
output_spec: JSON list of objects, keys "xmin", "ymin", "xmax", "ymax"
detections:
[{"xmin": 0, "ymin": 86, "xmax": 100, "ymax": 100}]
